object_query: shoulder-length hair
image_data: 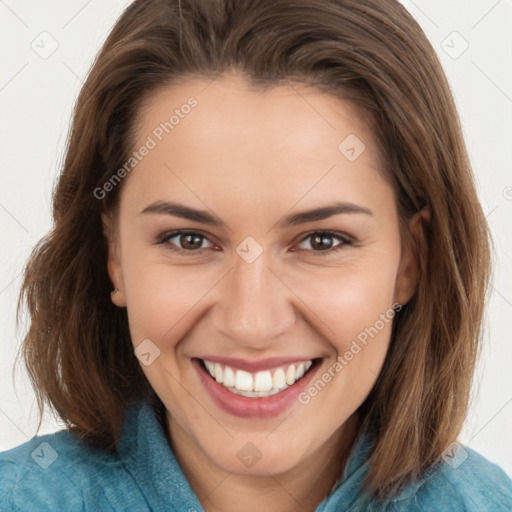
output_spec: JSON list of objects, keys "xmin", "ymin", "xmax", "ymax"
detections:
[{"xmin": 16, "ymin": 0, "xmax": 491, "ymax": 501}]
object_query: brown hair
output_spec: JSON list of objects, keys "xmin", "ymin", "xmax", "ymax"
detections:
[{"xmin": 16, "ymin": 0, "xmax": 491, "ymax": 502}]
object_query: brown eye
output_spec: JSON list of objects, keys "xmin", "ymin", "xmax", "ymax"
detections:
[
  {"xmin": 179, "ymin": 233, "xmax": 204, "ymax": 250},
  {"xmin": 297, "ymin": 231, "xmax": 352, "ymax": 255},
  {"xmin": 159, "ymin": 231, "xmax": 214, "ymax": 252},
  {"xmin": 310, "ymin": 233, "xmax": 335, "ymax": 250}
]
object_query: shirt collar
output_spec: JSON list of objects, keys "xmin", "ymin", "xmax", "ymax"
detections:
[
  {"xmin": 315, "ymin": 430, "xmax": 374, "ymax": 510},
  {"xmin": 319, "ymin": 429, "xmax": 429, "ymax": 510},
  {"xmin": 116, "ymin": 400, "xmax": 204, "ymax": 512}
]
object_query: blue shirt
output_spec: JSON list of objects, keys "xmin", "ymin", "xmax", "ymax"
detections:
[{"xmin": 1, "ymin": 400, "xmax": 511, "ymax": 511}]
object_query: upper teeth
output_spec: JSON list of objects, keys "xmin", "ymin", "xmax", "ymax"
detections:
[{"xmin": 203, "ymin": 360, "xmax": 313, "ymax": 397}]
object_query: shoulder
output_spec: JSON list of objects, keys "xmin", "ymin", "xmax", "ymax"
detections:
[
  {"xmin": 0, "ymin": 429, "xmax": 127, "ymax": 511},
  {"xmin": 391, "ymin": 444, "xmax": 512, "ymax": 511}
]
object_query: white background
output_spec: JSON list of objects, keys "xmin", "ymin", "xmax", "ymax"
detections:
[{"xmin": 1, "ymin": 0, "xmax": 511, "ymax": 479}]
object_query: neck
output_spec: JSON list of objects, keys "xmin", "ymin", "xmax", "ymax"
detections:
[{"xmin": 167, "ymin": 413, "xmax": 360, "ymax": 512}]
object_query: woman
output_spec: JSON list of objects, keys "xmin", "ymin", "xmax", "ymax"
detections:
[{"xmin": 1, "ymin": 0, "xmax": 511, "ymax": 510}]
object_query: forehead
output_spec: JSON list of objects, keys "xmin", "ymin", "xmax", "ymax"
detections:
[
  {"xmin": 135, "ymin": 72, "xmax": 378, "ymax": 163},
  {"xmin": 122, "ymin": 72, "xmax": 391, "ymax": 218}
]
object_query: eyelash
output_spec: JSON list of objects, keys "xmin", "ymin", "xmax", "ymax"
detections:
[{"xmin": 156, "ymin": 230, "xmax": 353, "ymax": 257}]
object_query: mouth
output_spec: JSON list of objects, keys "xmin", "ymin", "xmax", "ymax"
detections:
[
  {"xmin": 202, "ymin": 358, "xmax": 314, "ymax": 397},
  {"xmin": 192, "ymin": 356, "xmax": 322, "ymax": 418}
]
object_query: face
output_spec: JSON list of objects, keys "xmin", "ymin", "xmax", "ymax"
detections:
[{"xmin": 105, "ymin": 72, "xmax": 419, "ymax": 478}]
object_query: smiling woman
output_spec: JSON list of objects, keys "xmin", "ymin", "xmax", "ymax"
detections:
[{"xmin": 1, "ymin": 0, "xmax": 511, "ymax": 511}]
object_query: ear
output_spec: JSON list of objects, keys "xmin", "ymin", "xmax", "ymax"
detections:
[
  {"xmin": 102, "ymin": 212, "xmax": 127, "ymax": 308},
  {"xmin": 394, "ymin": 207, "xmax": 430, "ymax": 306}
]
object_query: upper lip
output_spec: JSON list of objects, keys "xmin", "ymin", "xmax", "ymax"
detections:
[{"xmin": 195, "ymin": 356, "xmax": 318, "ymax": 372}]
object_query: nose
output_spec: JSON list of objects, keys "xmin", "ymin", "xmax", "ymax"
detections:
[{"xmin": 212, "ymin": 250, "xmax": 297, "ymax": 350}]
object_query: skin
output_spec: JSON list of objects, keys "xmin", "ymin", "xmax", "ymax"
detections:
[{"xmin": 105, "ymin": 71, "xmax": 422, "ymax": 512}]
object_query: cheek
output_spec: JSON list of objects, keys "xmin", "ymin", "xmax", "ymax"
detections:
[
  {"xmin": 289, "ymin": 254, "xmax": 400, "ymax": 350},
  {"xmin": 121, "ymin": 248, "xmax": 220, "ymax": 349},
  {"xmin": 290, "ymin": 260, "xmax": 400, "ymax": 416},
  {"xmin": 120, "ymin": 255, "xmax": 219, "ymax": 413}
]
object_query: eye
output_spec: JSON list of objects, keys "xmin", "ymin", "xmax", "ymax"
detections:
[
  {"xmin": 295, "ymin": 231, "xmax": 352, "ymax": 255},
  {"xmin": 157, "ymin": 230, "xmax": 215, "ymax": 253},
  {"xmin": 156, "ymin": 229, "xmax": 352, "ymax": 256}
]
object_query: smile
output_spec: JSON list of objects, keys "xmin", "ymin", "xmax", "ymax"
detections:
[
  {"xmin": 202, "ymin": 359, "xmax": 313, "ymax": 397},
  {"xmin": 193, "ymin": 356, "xmax": 321, "ymax": 418}
]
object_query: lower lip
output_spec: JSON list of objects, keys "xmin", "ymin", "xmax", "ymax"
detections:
[{"xmin": 193, "ymin": 358, "xmax": 321, "ymax": 418}]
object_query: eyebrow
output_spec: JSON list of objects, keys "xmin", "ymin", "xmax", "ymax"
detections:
[{"xmin": 139, "ymin": 200, "xmax": 373, "ymax": 228}]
